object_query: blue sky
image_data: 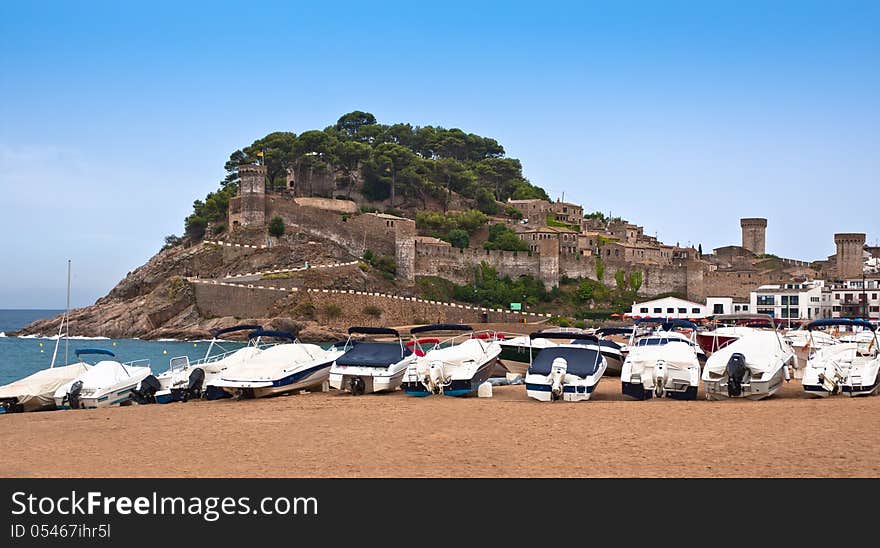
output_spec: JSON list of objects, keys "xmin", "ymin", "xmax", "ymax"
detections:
[{"xmin": 1, "ymin": 1, "xmax": 878, "ymax": 308}]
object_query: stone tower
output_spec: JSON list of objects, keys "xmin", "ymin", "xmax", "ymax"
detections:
[
  {"xmin": 237, "ymin": 164, "xmax": 267, "ymax": 227},
  {"xmin": 834, "ymin": 233, "xmax": 866, "ymax": 280},
  {"xmin": 740, "ymin": 218, "xmax": 767, "ymax": 255}
]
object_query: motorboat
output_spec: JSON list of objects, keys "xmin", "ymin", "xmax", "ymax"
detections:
[
  {"xmin": 784, "ymin": 327, "xmax": 839, "ymax": 379},
  {"xmin": 701, "ymin": 327, "xmax": 796, "ymax": 400},
  {"xmin": 497, "ymin": 333, "xmax": 558, "ymax": 377},
  {"xmin": 595, "ymin": 326, "xmax": 635, "ymax": 367},
  {"xmin": 150, "ymin": 324, "xmax": 263, "ymax": 403},
  {"xmin": 211, "ymin": 330, "xmax": 344, "ymax": 398},
  {"xmin": 621, "ymin": 321, "xmax": 702, "ymax": 400},
  {"xmin": 696, "ymin": 313, "xmax": 777, "ymax": 355},
  {"xmin": 401, "ymin": 325, "xmax": 502, "ymax": 397},
  {"xmin": 53, "ymin": 349, "xmax": 153, "ymax": 409},
  {"xmin": 525, "ymin": 332, "xmax": 607, "ymax": 402},
  {"xmin": 801, "ymin": 319, "xmax": 879, "ymax": 397},
  {"xmin": 329, "ymin": 327, "xmax": 418, "ymax": 395},
  {"xmin": 0, "ymin": 357, "xmax": 92, "ymax": 413}
]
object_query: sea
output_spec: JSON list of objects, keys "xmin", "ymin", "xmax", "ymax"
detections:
[{"xmin": 0, "ymin": 309, "xmax": 247, "ymax": 385}]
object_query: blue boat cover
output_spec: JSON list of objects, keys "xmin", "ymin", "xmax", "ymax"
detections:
[
  {"xmin": 806, "ymin": 318, "xmax": 875, "ymax": 330},
  {"xmin": 348, "ymin": 326, "xmax": 400, "ymax": 337},
  {"xmin": 528, "ymin": 347, "xmax": 602, "ymax": 378},
  {"xmin": 212, "ymin": 324, "xmax": 262, "ymax": 337},
  {"xmin": 75, "ymin": 348, "xmax": 116, "ymax": 358},
  {"xmin": 410, "ymin": 324, "xmax": 472, "ymax": 334},
  {"xmin": 596, "ymin": 327, "xmax": 633, "ymax": 336},
  {"xmin": 660, "ymin": 320, "xmax": 698, "ymax": 331},
  {"xmin": 335, "ymin": 342, "xmax": 412, "ymax": 368},
  {"xmin": 247, "ymin": 330, "xmax": 296, "ymax": 341}
]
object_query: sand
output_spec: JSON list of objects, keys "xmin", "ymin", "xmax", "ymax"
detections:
[{"xmin": 1, "ymin": 379, "xmax": 878, "ymax": 478}]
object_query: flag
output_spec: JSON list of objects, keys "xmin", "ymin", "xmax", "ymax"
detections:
[{"xmin": 256, "ymin": 151, "xmax": 264, "ymax": 157}]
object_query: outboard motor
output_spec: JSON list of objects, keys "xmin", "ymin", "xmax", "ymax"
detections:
[
  {"xmin": 130, "ymin": 375, "xmax": 161, "ymax": 404},
  {"xmin": 653, "ymin": 360, "xmax": 667, "ymax": 398},
  {"xmin": 726, "ymin": 353, "xmax": 748, "ymax": 397},
  {"xmin": 67, "ymin": 380, "xmax": 84, "ymax": 410},
  {"xmin": 427, "ymin": 361, "xmax": 446, "ymax": 394},
  {"xmin": 348, "ymin": 376, "xmax": 366, "ymax": 396},
  {"xmin": 549, "ymin": 357, "xmax": 568, "ymax": 401},
  {"xmin": 181, "ymin": 368, "xmax": 205, "ymax": 402}
]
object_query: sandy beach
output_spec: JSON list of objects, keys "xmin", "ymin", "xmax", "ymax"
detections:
[{"xmin": 2, "ymin": 379, "xmax": 878, "ymax": 478}]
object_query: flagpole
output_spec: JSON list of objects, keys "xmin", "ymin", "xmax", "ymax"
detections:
[{"xmin": 65, "ymin": 259, "xmax": 71, "ymax": 366}]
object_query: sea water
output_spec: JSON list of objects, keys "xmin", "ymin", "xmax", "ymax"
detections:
[{"xmin": 0, "ymin": 310, "xmax": 247, "ymax": 385}]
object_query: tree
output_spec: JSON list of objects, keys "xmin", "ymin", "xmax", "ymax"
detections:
[
  {"xmin": 629, "ymin": 271, "xmax": 644, "ymax": 293},
  {"xmin": 614, "ymin": 269, "xmax": 627, "ymax": 291},
  {"xmin": 698, "ymin": 244, "xmax": 703, "ymax": 257},
  {"xmin": 445, "ymin": 229, "xmax": 470, "ymax": 249},
  {"xmin": 268, "ymin": 216, "xmax": 286, "ymax": 238},
  {"xmin": 335, "ymin": 111, "xmax": 377, "ymax": 138},
  {"xmin": 372, "ymin": 142, "xmax": 416, "ymax": 207},
  {"xmin": 576, "ymin": 280, "xmax": 595, "ymax": 302},
  {"xmin": 483, "ymin": 224, "xmax": 528, "ymax": 252},
  {"xmin": 595, "ymin": 256, "xmax": 605, "ymax": 281}
]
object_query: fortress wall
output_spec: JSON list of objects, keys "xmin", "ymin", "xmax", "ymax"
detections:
[{"xmin": 414, "ymin": 242, "xmax": 546, "ymax": 285}]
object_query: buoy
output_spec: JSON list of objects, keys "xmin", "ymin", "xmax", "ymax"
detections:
[
  {"xmin": 163, "ymin": 350, "xmax": 168, "ymax": 355},
  {"xmin": 478, "ymin": 382, "xmax": 493, "ymax": 398},
  {"xmin": 193, "ymin": 343, "xmax": 197, "ymax": 347},
  {"xmin": 112, "ymin": 341, "xmax": 117, "ymax": 346},
  {"xmin": 39, "ymin": 342, "xmax": 43, "ymax": 347},
  {"xmin": 40, "ymin": 349, "xmax": 44, "ymax": 353}
]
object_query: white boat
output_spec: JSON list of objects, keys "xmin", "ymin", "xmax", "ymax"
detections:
[
  {"xmin": 329, "ymin": 327, "xmax": 419, "ymax": 395},
  {"xmin": 696, "ymin": 313, "xmax": 776, "ymax": 355},
  {"xmin": 401, "ymin": 325, "xmax": 502, "ymax": 397},
  {"xmin": 595, "ymin": 326, "xmax": 635, "ymax": 373},
  {"xmin": 784, "ymin": 327, "xmax": 839, "ymax": 379},
  {"xmin": 525, "ymin": 332, "xmax": 607, "ymax": 402},
  {"xmin": 212, "ymin": 330, "xmax": 344, "ymax": 398},
  {"xmin": 621, "ymin": 321, "xmax": 702, "ymax": 400},
  {"xmin": 0, "ymin": 260, "xmax": 88, "ymax": 413},
  {"xmin": 701, "ymin": 328, "xmax": 796, "ymax": 400},
  {"xmin": 801, "ymin": 319, "xmax": 880, "ymax": 397},
  {"xmin": 149, "ymin": 324, "xmax": 264, "ymax": 403},
  {"xmin": 497, "ymin": 333, "xmax": 558, "ymax": 377},
  {"xmin": 54, "ymin": 349, "xmax": 153, "ymax": 409}
]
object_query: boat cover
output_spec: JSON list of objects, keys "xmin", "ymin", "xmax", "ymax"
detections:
[
  {"xmin": 335, "ymin": 342, "xmax": 411, "ymax": 368},
  {"xmin": 0, "ymin": 362, "xmax": 91, "ymax": 410},
  {"xmin": 528, "ymin": 346, "xmax": 602, "ymax": 378},
  {"xmin": 77, "ymin": 361, "xmax": 151, "ymax": 389},
  {"xmin": 704, "ymin": 331, "xmax": 788, "ymax": 375},
  {"xmin": 221, "ymin": 343, "xmax": 329, "ymax": 380},
  {"xmin": 626, "ymin": 342, "xmax": 698, "ymax": 371}
]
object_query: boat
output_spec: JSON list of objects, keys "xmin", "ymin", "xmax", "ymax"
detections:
[
  {"xmin": 524, "ymin": 332, "xmax": 607, "ymax": 401},
  {"xmin": 0, "ymin": 260, "xmax": 90, "ymax": 413},
  {"xmin": 784, "ymin": 327, "xmax": 839, "ymax": 379},
  {"xmin": 54, "ymin": 349, "xmax": 153, "ymax": 409},
  {"xmin": 594, "ymin": 331, "xmax": 626, "ymax": 376},
  {"xmin": 695, "ymin": 313, "xmax": 778, "ymax": 355},
  {"xmin": 150, "ymin": 324, "xmax": 264, "ymax": 403},
  {"xmin": 211, "ymin": 330, "xmax": 344, "ymax": 398},
  {"xmin": 701, "ymin": 327, "xmax": 796, "ymax": 400},
  {"xmin": 401, "ymin": 325, "xmax": 502, "ymax": 397},
  {"xmin": 329, "ymin": 327, "xmax": 418, "ymax": 395},
  {"xmin": 621, "ymin": 321, "xmax": 702, "ymax": 400},
  {"xmin": 497, "ymin": 333, "xmax": 557, "ymax": 377},
  {"xmin": 801, "ymin": 319, "xmax": 880, "ymax": 397}
]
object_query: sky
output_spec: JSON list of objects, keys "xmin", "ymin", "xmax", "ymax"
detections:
[{"xmin": 1, "ymin": 1, "xmax": 878, "ymax": 308}]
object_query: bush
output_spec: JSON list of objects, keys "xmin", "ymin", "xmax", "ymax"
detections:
[
  {"xmin": 574, "ymin": 320, "xmax": 586, "ymax": 330},
  {"xmin": 212, "ymin": 223, "xmax": 226, "ymax": 235},
  {"xmin": 483, "ymin": 224, "xmax": 528, "ymax": 252},
  {"xmin": 324, "ymin": 304, "xmax": 342, "ymax": 319},
  {"xmin": 362, "ymin": 249, "xmax": 396, "ymax": 277},
  {"xmin": 363, "ymin": 305, "xmax": 382, "ymax": 318},
  {"xmin": 504, "ymin": 205, "xmax": 523, "ymax": 219},
  {"xmin": 184, "ymin": 215, "xmax": 208, "ymax": 241},
  {"xmin": 162, "ymin": 234, "xmax": 182, "ymax": 251},
  {"xmin": 293, "ymin": 302, "xmax": 316, "ymax": 320},
  {"xmin": 268, "ymin": 216, "xmax": 285, "ymax": 238},
  {"xmin": 445, "ymin": 228, "xmax": 470, "ymax": 249}
]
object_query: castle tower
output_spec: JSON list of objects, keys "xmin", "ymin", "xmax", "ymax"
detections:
[
  {"xmin": 740, "ymin": 218, "xmax": 767, "ymax": 255},
  {"xmin": 834, "ymin": 233, "xmax": 866, "ymax": 280},
  {"xmin": 237, "ymin": 164, "xmax": 267, "ymax": 227}
]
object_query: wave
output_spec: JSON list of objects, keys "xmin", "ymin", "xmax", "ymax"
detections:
[
  {"xmin": 156, "ymin": 338, "xmax": 179, "ymax": 342},
  {"xmin": 44, "ymin": 335, "xmax": 111, "ymax": 341}
]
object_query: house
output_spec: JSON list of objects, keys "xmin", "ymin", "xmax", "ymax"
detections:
[
  {"xmin": 628, "ymin": 296, "xmax": 707, "ymax": 319},
  {"xmin": 749, "ymin": 280, "xmax": 825, "ymax": 322}
]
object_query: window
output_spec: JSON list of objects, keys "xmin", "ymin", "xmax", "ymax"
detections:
[
  {"xmin": 833, "ymin": 306, "xmax": 841, "ymax": 312},
  {"xmin": 640, "ymin": 307, "xmax": 649, "ymax": 314},
  {"xmin": 692, "ymin": 308, "xmax": 700, "ymax": 314},
  {"xmin": 757, "ymin": 309, "xmax": 774, "ymax": 316},
  {"xmin": 654, "ymin": 308, "xmax": 662, "ymax": 314},
  {"xmin": 757, "ymin": 295, "xmax": 775, "ymax": 306},
  {"xmin": 678, "ymin": 308, "xmax": 686, "ymax": 314},
  {"xmin": 811, "ymin": 297, "xmax": 820, "ymax": 303},
  {"xmin": 835, "ymin": 294, "xmax": 841, "ymax": 300},
  {"xmin": 666, "ymin": 308, "xmax": 674, "ymax": 314},
  {"xmin": 781, "ymin": 296, "xmax": 799, "ymax": 305},
  {"xmin": 713, "ymin": 304, "xmax": 724, "ymax": 314},
  {"xmin": 741, "ymin": 305, "xmax": 749, "ymax": 311},
  {"xmin": 873, "ymin": 294, "xmax": 878, "ymax": 300},
  {"xmin": 871, "ymin": 306, "xmax": 879, "ymax": 313}
]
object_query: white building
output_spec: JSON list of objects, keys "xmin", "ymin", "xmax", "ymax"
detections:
[
  {"xmin": 749, "ymin": 280, "xmax": 825, "ymax": 323},
  {"xmin": 825, "ymin": 276, "xmax": 880, "ymax": 321},
  {"xmin": 629, "ymin": 296, "xmax": 707, "ymax": 319},
  {"xmin": 705, "ymin": 297, "xmax": 751, "ymax": 316}
]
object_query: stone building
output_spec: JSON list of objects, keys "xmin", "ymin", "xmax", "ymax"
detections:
[
  {"xmin": 740, "ymin": 218, "xmax": 767, "ymax": 255},
  {"xmin": 227, "ymin": 164, "xmax": 267, "ymax": 229}
]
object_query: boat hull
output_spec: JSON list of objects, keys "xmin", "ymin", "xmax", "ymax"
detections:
[
  {"xmin": 329, "ymin": 366, "xmax": 408, "ymax": 395},
  {"xmin": 401, "ymin": 358, "xmax": 497, "ymax": 397},
  {"xmin": 217, "ymin": 360, "xmax": 333, "ymax": 399},
  {"xmin": 702, "ymin": 366, "xmax": 786, "ymax": 401}
]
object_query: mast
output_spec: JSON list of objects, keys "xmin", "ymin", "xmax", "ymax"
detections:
[{"xmin": 65, "ymin": 259, "xmax": 71, "ymax": 366}]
